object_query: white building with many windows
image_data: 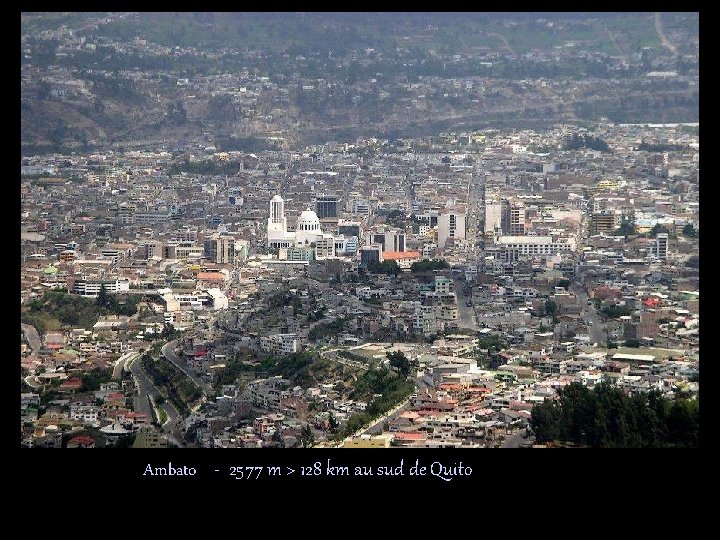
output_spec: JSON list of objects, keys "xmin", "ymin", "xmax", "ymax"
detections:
[
  {"xmin": 71, "ymin": 278, "xmax": 130, "ymax": 297},
  {"xmin": 438, "ymin": 210, "xmax": 466, "ymax": 249},
  {"xmin": 496, "ymin": 235, "xmax": 575, "ymax": 261},
  {"xmin": 259, "ymin": 333, "xmax": 300, "ymax": 355},
  {"xmin": 266, "ymin": 195, "xmax": 335, "ymax": 258}
]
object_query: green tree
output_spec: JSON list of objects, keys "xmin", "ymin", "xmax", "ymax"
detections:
[
  {"xmin": 298, "ymin": 424, "xmax": 315, "ymax": 448},
  {"xmin": 649, "ymin": 224, "xmax": 669, "ymax": 237},
  {"xmin": 367, "ymin": 259, "xmax": 401, "ymax": 276},
  {"xmin": 544, "ymin": 300, "xmax": 559, "ymax": 323},
  {"xmin": 292, "ymin": 296, "xmax": 302, "ymax": 316},
  {"xmin": 161, "ymin": 323, "xmax": 178, "ymax": 340},
  {"xmin": 386, "ymin": 209, "xmax": 404, "ymax": 223},
  {"xmin": 530, "ymin": 382, "xmax": 698, "ymax": 448},
  {"xmin": 682, "ymin": 223, "xmax": 697, "ymax": 238},
  {"xmin": 328, "ymin": 412, "xmax": 339, "ymax": 434},
  {"xmin": 410, "ymin": 259, "xmax": 449, "ymax": 273},
  {"xmin": 308, "ymin": 317, "xmax": 347, "ymax": 342},
  {"xmin": 271, "ymin": 428, "xmax": 285, "ymax": 448},
  {"xmin": 602, "ymin": 305, "xmax": 632, "ymax": 319},
  {"xmin": 386, "ymin": 350, "xmax": 416, "ymax": 379},
  {"xmin": 624, "ymin": 338, "xmax": 641, "ymax": 348},
  {"xmin": 343, "ymin": 413, "xmax": 371, "ymax": 436},
  {"xmin": 531, "ymin": 400, "xmax": 560, "ymax": 443},
  {"xmin": 616, "ymin": 215, "xmax": 636, "ymax": 237},
  {"xmin": 563, "ymin": 133, "xmax": 610, "ymax": 152},
  {"xmin": 80, "ymin": 368, "xmax": 113, "ymax": 392},
  {"xmin": 96, "ymin": 284, "xmax": 110, "ymax": 308},
  {"xmin": 114, "ymin": 434, "xmax": 136, "ymax": 448},
  {"xmin": 667, "ymin": 399, "xmax": 699, "ymax": 447}
]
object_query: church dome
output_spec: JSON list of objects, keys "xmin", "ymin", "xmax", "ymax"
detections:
[{"xmin": 296, "ymin": 209, "xmax": 321, "ymax": 232}]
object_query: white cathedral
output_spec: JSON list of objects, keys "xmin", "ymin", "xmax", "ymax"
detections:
[{"xmin": 266, "ymin": 195, "xmax": 335, "ymax": 258}]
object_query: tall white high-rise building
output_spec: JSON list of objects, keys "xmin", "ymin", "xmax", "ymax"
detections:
[
  {"xmin": 392, "ymin": 231, "xmax": 406, "ymax": 252},
  {"xmin": 437, "ymin": 210, "xmax": 466, "ymax": 249},
  {"xmin": 267, "ymin": 195, "xmax": 294, "ymax": 248},
  {"xmin": 484, "ymin": 201, "xmax": 502, "ymax": 234},
  {"xmin": 656, "ymin": 233, "xmax": 668, "ymax": 262}
]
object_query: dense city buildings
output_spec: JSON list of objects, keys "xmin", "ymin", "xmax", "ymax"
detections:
[{"xmin": 21, "ymin": 12, "xmax": 698, "ymax": 449}]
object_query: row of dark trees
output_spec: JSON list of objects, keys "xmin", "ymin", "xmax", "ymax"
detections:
[
  {"xmin": 636, "ymin": 141, "xmax": 688, "ymax": 152},
  {"xmin": 366, "ymin": 260, "xmax": 401, "ymax": 276},
  {"xmin": 166, "ymin": 158, "xmax": 242, "ymax": 176},
  {"xmin": 531, "ymin": 382, "xmax": 698, "ymax": 447},
  {"xmin": 601, "ymin": 305, "xmax": 633, "ymax": 319},
  {"xmin": 410, "ymin": 259, "xmax": 449, "ymax": 273},
  {"xmin": 563, "ymin": 132, "xmax": 610, "ymax": 152}
]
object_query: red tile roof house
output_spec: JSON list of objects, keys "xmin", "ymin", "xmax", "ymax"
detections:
[
  {"xmin": 66, "ymin": 435, "xmax": 96, "ymax": 448},
  {"xmin": 393, "ymin": 432, "xmax": 427, "ymax": 447},
  {"xmin": 58, "ymin": 378, "xmax": 83, "ymax": 392},
  {"xmin": 105, "ymin": 408, "xmax": 131, "ymax": 421},
  {"xmin": 104, "ymin": 393, "xmax": 127, "ymax": 408}
]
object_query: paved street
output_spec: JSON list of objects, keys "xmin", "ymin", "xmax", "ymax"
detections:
[
  {"xmin": 128, "ymin": 355, "xmax": 155, "ymax": 419},
  {"xmin": 112, "ymin": 351, "xmax": 137, "ymax": 380},
  {"xmin": 128, "ymin": 354, "xmax": 183, "ymax": 446},
  {"xmin": 161, "ymin": 339, "xmax": 212, "ymax": 394},
  {"xmin": 572, "ymin": 285, "xmax": 608, "ymax": 346},
  {"xmin": 453, "ymin": 277, "xmax": 477, "ymax": 330},
  {"xmin": 501, "ymin": 428, "xmax": 531, "ymax": 448}
]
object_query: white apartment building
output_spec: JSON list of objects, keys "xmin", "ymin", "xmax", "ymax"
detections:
[
  {"xmin": 437, "ymin": 210, "xmax": 466, "ymax": 249},
  {"xmin": 259, "ymin": 333, "xmax": 299, "ymax": 355},
  {"xmin": 496, "ymin": 235, "xmax": 575, "ymax": 260},
  {"xmin": 71, "ymin": 278, "xmax": 130, "ymax": 297}
]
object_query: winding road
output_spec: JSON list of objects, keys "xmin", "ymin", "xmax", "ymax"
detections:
[
  {"xmin": 654, "ymin": 12, "xmax": 678, "ymax": 56},
  {"xmin": 606, "ymin": 29, "xmax": 629, "ymax": 66},
  {"xmin": 128, "ymin": 353, "xmax": 183, "ymax": 446},
  {"xmin": 112, "ymin": 350, "xmax": 137, "ymax": 379},
  {"xmin": 161, "ymin": 339, "xmax": 212, "ymax": 394},
  {"xmin": 488, "ymin": 32, "xmax": 516, "ymax": 56}
]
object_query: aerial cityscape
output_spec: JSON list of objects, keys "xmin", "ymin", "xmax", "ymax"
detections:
[{"xmin": 21, "ymin": 12, "xmax": 699, "ymax": 449}]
